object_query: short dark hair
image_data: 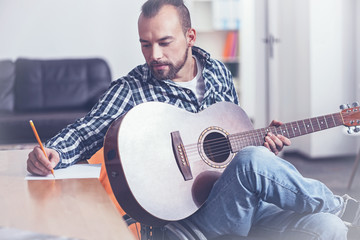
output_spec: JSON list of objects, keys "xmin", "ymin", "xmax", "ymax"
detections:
[{"xmin": 141, "ymin": 0, "xmax": 192, "ymax": 34}]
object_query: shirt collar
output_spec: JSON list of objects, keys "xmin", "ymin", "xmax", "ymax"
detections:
[{"xmin": 191, "ymin": 46, "xmax": 211, "ymax": 64}]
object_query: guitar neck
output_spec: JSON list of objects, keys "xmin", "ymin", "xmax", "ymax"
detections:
[{"xmin": 229, "ymin": 112, "xmax": 343, "ymax": 153}]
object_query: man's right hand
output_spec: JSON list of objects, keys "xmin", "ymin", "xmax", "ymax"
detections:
[{"xmin": 27, "ymin": 146, "xmax": 60, "ymax": 176}]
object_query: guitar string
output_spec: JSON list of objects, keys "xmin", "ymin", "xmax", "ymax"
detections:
[
  {"xmin": 182, "ymin": 134, "xmax": 262, "ymax": 160},
  {"xmin": 181, "ymin": 114, "xmax": 342, "ymax": 159},
  {"xmin": 183, "ymin": 130, "xmax": 265, "ymax": 152},
  {"xmin": 184, "ymin": 144, "xmax": 245, "ymax": 163},
  {"xmin": 183, "ymin": 113, "xmax": 341, "ymax": 151},
  {"xmin": 184, "ymin": 149, "xmax": 233, "ymax": 162},
  {"xmin": 184, "ymin": 141, "xmax": 256, "ymax": 158},
  {"xmin": 184, "ymin": 124, "xmax": 317, "ymax": 160},
  {"xmin": 183, "ymin": 132, "xmax": 263, "ymax": 154}
]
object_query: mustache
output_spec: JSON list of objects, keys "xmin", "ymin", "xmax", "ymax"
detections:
[{"xmin": 150, "ymin": 60, "xmax": 170, "ymax": 66}]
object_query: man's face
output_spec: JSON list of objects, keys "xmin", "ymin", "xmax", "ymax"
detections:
[{"xmin": 138, "ymin": 5, "xmax": 192, "ymax": 81}]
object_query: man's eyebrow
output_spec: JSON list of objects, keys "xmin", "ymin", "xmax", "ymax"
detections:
[
  {"xmin": 158, "ymin": 36, "xmax": 174, "ymax": 41},
  {"xmin": 139, "ymin": 36, "xmax": 174, "ymax": 43}
]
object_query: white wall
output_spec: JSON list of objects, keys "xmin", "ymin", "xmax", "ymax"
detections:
[
  {"xmin": 358, "ymin": 0, "xmax": 360, "ymax": 101},
  {"xmin": 0, "ymin": 0, "xmax": 146, "ymax": 79},
  {"xmin": 275, "ymin": 0, "xmax": 311, "ymax": 154},
  {"xmin": 358, "ymin": 1, "xmax": 360, "ymax": 97},
  {"xmin": 240, "ymin": 0, "xmax": 267, "ymax": 128},
  {"xmin": 242, "ymin": 0, "xmax": 359, "ymax": 158},
  {"xmin": 306, "ymin": 0, "xmax": 357, "ymax": 157},
  {"xmin": 357, "ymin": 0, "xmax": 360, "ymax": 149}
]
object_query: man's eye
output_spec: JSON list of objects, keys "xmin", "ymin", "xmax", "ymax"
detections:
[
  {"xmin": 141, "ymin": 42, "xmax": 151, "ymax": 48},
  {"xmin": 160, "ymin": 42, "xmax": 170, "ymax": 46}
]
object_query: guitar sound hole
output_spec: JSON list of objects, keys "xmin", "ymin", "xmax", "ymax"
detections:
[{"xmin": 203, "ymin": 132, "xmax": 230, "ymax": 163}]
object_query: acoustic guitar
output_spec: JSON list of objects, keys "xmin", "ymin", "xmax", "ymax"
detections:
[{"xmin": 104, "ymin": 101, "xmax": 360, "ymax": 226}]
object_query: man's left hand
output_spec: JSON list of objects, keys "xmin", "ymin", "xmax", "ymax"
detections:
[{"xmin": 264, "ymin": 120, "xmax": 291, "ymax": 155}]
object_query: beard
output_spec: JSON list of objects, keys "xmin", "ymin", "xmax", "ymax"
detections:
[{"xmin": 149, "ymin": 47, "xmax": 189, "ymax": 80}]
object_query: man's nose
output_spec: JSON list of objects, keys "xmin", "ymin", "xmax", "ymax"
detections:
[{"xmin": 151, "ymin": 45, "xmax": 163, "ymax": 61}]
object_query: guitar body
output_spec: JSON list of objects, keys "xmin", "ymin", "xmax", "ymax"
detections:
[
  {"xmin": 104, "ymin": 101, "xmax": 254, "ymax": 226},
  {"xmin": 104, "ymin": 100, "xmax": 360, "ymax": 226}
]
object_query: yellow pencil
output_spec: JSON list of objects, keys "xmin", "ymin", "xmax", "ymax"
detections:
[{"xmin": 29, "ymin": 120, "xmax": 55, "ymax": 177}]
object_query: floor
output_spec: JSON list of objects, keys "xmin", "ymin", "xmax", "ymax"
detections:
[
  {"xmin": 283, "ymin": 152, "xmax": 360, "ymax": 240},
  {"xmin": 1, "ymin": 144, "xmax": 360, "ymax": 239},
  {"xmin": 283, "ymin": 152, "xmax": 360, "ymax": 199}
]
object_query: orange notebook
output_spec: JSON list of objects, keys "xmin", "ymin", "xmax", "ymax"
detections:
[{"xmin": 88, "ymin": 148, "xmax": 141, "ymax": 239}]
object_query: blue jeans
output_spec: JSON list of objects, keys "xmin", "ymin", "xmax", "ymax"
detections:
[{"xmin": 188, "ymin": 146, "xmax": 348, "ymax": 240}]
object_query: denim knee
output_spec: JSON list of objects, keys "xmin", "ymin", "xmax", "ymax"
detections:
[
  {"xmin": 219, "ymin": 146, "xmax": 276, "ymax": 194},
  {"xmin": 228, "ymin": 146, "xmax": 342, "ymax": 215},
  {"xmin": 229, "ymin": 146, "xmax": 275, "ymax": 173}
]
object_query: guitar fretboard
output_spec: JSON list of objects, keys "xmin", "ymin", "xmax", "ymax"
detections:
[{"xmin": 228, "ymin": 113, "xmax": 343, "ymax": 152}]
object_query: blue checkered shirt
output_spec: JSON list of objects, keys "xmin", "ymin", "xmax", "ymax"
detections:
[{"xmin": 46, "ymin": 46, "xmax": 239, "ymax": 168}]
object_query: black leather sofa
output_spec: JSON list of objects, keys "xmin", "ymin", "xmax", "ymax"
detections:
[{"xmin": 0, "ymin": 58, "xmax": 111, "ymax": 144}]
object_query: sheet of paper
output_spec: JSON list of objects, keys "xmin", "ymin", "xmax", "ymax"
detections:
[
  {"xmin": 0, "ymin": 226, "xmax": 80, "ymax": 240},
  {"xmin": 25, "ymin": 164, "xmax": 101, "ymax": 180}
]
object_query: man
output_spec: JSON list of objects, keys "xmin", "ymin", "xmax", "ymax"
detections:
[{"xmin": 27, "ymin": 0, "xmax": 359, "ymax": 239}]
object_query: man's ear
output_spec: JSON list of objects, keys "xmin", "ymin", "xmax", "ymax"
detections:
[{"xmin": 186, "ymin": 28, "xmax": 196, "ymax": 47}]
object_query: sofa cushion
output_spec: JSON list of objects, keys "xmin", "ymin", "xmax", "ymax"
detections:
[
  {"xmin": 0, "ymin": 110, "xmax": 89, "ymax": 144},
  {"xmin": 0, "ymin": 60, "xmax": 15, "ymax": 112},
  {"xmin": 14, "ymin": 58, "xmax": 111, "ymax": 112}
]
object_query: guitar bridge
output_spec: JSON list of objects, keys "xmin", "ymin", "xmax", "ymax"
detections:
[{"xmin": 171, "ymin": 131, "xmax": 193, "ymax": 181}]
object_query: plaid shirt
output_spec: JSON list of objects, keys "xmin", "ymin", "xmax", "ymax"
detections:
[{"xmin": 46, "ymin": 46, "xmax": 239, "ymax": 168}]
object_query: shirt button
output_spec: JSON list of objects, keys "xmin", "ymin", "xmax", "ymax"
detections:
[{"xmin": 186, "ymin": 90, "xmax": 191, "ymax": 94}]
